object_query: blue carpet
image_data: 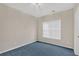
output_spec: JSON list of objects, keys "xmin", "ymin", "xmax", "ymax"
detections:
[{"xmin": 0, "ymin": 42, "xmax": 76, "ymax": 56}]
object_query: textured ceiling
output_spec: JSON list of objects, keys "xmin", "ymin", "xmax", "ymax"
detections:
[{"xmin": 4, "ymin": 3, "xmax": 75, "ymax": 17}]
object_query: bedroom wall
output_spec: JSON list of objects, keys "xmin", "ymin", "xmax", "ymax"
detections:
[
  {"xmin": 0, "ymin": 4, "xmax": 37, "ymax": 53},
  {"xmin": 37, "ymin": 9, "xmax": 74, "ymax": 49}
]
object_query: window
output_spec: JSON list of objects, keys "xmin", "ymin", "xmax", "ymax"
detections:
[{"xmin": 43, "ymin": 20, "xmax": 61, "ymax": 40}]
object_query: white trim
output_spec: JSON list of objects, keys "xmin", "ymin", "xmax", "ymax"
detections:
[{"xmin": 0, "ymin": 40, "xmax": 36, "ymax": 54}]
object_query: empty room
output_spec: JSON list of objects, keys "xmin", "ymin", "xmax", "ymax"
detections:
[{"xmin": 0, "ymin": 3, "xmax": 79, "ymax": 56}]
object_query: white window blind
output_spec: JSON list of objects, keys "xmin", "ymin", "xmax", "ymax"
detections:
[{"xmin": 43, "ymin": 20, "xmax": 61, "ymax": 39}]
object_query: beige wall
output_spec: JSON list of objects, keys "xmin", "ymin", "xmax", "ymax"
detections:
[
  {"xmin": 37, "ymin": 9, "xmax": 74, "ymax": 49},
  {"xmin": 0, "ymin": 4, "xmax": 37, "ymax": 53}
]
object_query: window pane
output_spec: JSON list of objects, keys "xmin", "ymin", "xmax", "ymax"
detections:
[{"xmin": 43, "ymin": 20, "xmax": 61, "ymax": 40}]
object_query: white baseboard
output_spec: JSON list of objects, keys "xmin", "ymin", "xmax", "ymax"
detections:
[
  {"xmin": 37, "ymin": 40, "xmax": 73, "ymax": 49},
  {"xmin": 0, "ymin": 40, "xmax": 36, "ymax": 54}
]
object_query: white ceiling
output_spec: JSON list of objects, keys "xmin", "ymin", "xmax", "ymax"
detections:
[{"xmin": 4, "ymin": 3, "xmax": 75, "ymax": 17}]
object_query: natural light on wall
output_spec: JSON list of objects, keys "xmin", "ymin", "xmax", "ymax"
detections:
[{"xmin": 43, "ymin": 19, "xmax": 61, "ymax": 40}]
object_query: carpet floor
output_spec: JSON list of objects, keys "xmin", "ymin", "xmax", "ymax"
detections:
[{"xmin": 0, "ymin": 42, "xmax": 76, "ymax": 56}]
